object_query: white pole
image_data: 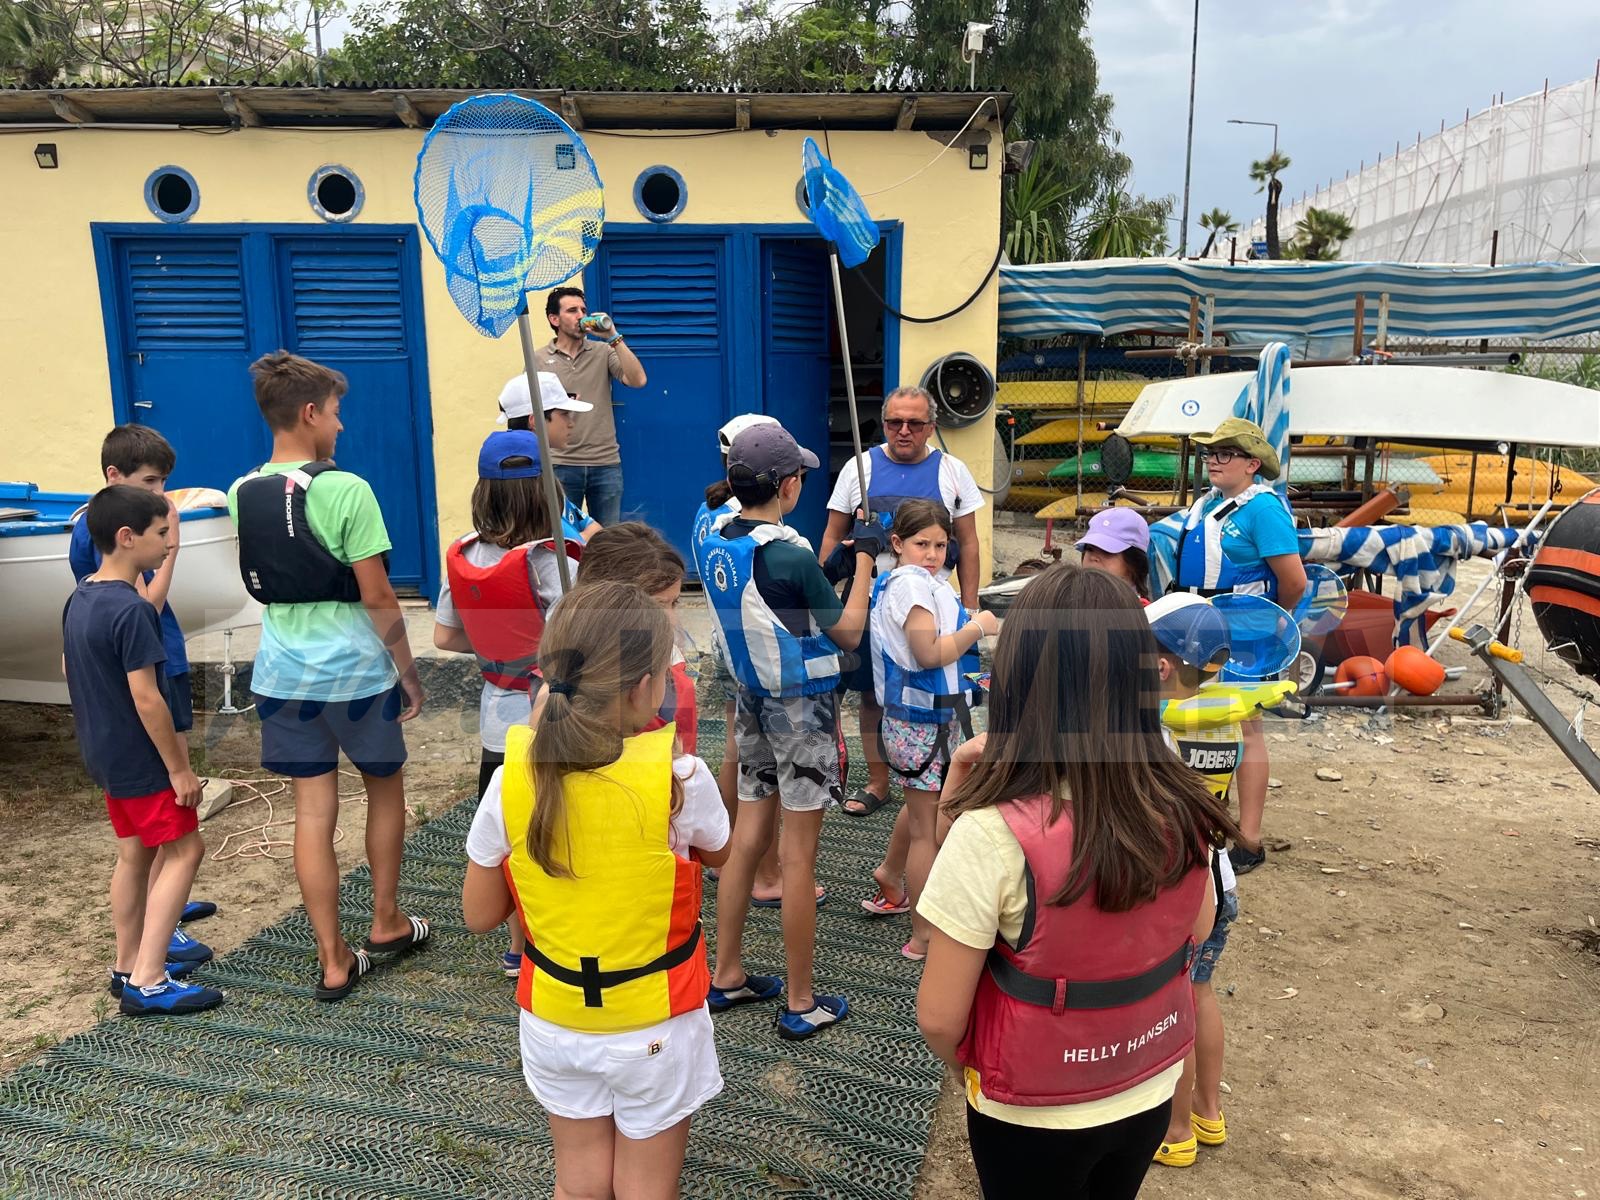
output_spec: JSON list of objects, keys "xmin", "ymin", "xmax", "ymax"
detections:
[
  {"xmin": 829, "ymin": 251, "xmax": 870, "ymax": 519},
  {"xmin": 517, "ymin": 311, "xmax": 574, "ymax": 593}
]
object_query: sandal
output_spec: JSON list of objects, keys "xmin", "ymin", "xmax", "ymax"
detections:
[
  {"xmin": 900, "ymin": 941, "xmax": 927, "ymax": 962},
  {"xmin": 751, "ymin": 887, "xmax": 827, "ymax": 909},
  {"xmin": 1153, "ymin": 1134, "xmax": 1197, "ymax": 1168},
  {"xmin": 314, "ymin": 945, "xmax": 372, "ymax": 1003},
  {"xmin": 708, "ymin": 973, "xmax": 784, "ymax": 1012},
  {"xmin": 363, "ymin": 914, "xmax": 431, "ymax": 954},
  {"xmin": 842, "ymin": 788, "xmax": 889, "ymax": 817},
  {"xmin": 861, "ymin": 889, "xmax": 911, "ymax": 916},
  {"xmin": 1191, "ymin": 1111, "xmax": 1227, "ymax": 1146}
]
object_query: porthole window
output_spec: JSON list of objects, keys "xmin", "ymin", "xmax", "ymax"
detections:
[
  {"xmin": 633, "ymin": 165, "xmax": 687, "ymax": 223},
  {"xmin": 795, "ymin": 177, "xmax": 811, "ymax": 218},
  {"xmin": 144, "ymin": 166, "xmax": 199, "ymax": 223},
  {"xmin": 308, "ymin": 164, "xmax": 364, "ymax": 223}
]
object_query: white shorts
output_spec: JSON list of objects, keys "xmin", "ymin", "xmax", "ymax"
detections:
[{"xmin": 518, "ymin": 1005, "xmax": 723, "ymax": 1140}]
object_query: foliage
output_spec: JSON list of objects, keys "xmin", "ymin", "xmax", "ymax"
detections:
[
  {"xmin": 0, "ymin": 0, "xmax": 78, "ymax": 84},
  {"xmin": 1286, "ymin": 206, "xmax": 1355, "ymax": 261},
  {"xmin": 1002, "ymin": 152, "xmax": 1078, "ymax": 265},
  {"xmin": 1248, "ymin": 149, "xmax": 1292, "ymax": 260},
  {"xmin": 1196, "ymin": 207, "xmax": 1237, "ymax": 259},
  {"xmin": 722, "ymin": 0, "xmax": 896, "ymax": 92},
  {"xmin": 1072, "ymin": 189, "xmax": 1171, "ymax": 259}
]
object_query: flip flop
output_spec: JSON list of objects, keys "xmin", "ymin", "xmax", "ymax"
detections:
[
  {"xmin": 181, "ymin": 900, "xmax": 217, "ymax": 922},
  {"xmin": 314, "ymin": 945, "xmax": 372, "ymax": 1003},
  {"xmin": 751, "ymin": 887, "xmax": 827, "ymax": 909},
  {"xmin": 861, "ymin": 889, "xmax": 911, "ymax": 916},
  {"xmin": 900, "ymin": 941, "xmax": 927, "ymax": 962},
  {"xmin": 362, "ymin": 914, "xmax": 431, "ymax": 954},
  {"xmin": 842, "ymin": 788, "xmax": 889, "ymax": 817}
]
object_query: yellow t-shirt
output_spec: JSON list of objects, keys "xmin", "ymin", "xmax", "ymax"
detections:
[{"xmin": 919, "ymin": 805, "xmax": 1183, "ymax": 1130}]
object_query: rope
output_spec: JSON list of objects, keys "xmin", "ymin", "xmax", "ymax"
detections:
[
  {"xmin": 855, "ymin": 97, "xmax": 1002, "ymax": 198},
  {"xmin": 207, "ymin": 769, "xmax": 393, "ymax": 862}
]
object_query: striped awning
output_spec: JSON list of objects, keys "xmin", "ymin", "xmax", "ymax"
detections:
[{"xmin": 998, "ymin": 258, "xmax": 1600, "ymax": 343}]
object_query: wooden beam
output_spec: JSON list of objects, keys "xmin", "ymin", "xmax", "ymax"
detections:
[
  {"xmin": 47, "ymin": 93, "xmax": 94, "ymax": 124},
  {"xmin": 735, "ymin": 98, "xmax": 751, "ymax": 131},
  {"xmin": 392, "ymin": 94, "xmax": 422, "ymax": 129},
  {"xmin": 560, "ymin": 95, "xmax": 584, "ymax": 131},
  {"xmin": 896, "ymin": 98, "xmax": 918, "ymax": 130},
  {"xmin": 218, "ymin": 91, "xmax": 261, "ymax": 128}
]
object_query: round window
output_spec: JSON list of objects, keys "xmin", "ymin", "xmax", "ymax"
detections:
[
  {"xmin": 308, "ymin": 165, "xmax": 364, "ymax": 223},
  {"xmin": 144, "ymin": 166, "xmax": 199, "ymax": 223},
  {"xmin": 795, "ymin": 177, "xmax": 811, "ymax": 218},
  {"xmin": 633, "ymin": 166, "xmax": 687, "ymax": 223}
]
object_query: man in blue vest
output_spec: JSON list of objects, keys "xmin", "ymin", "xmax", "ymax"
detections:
[{"xmin": 818, "ymin": 385, "xmax": 984, "ymax": 814}]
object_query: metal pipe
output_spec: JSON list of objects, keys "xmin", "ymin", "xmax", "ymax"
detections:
[
  {"xmin": 829, "ymin": 252, "xmax": 870, "ymax": 519},
  {"xmin": 1304, "ymin": 693, "xmax": 1489, "ymax": 709},
  {"xmin": 516, "ymin": 312, "xmax": 573, "ymax": 594}
]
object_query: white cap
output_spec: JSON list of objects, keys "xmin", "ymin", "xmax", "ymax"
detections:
[
  {"xmin": 497, "ymin": 372, "xmax": 596, "ymax": 423},
  {"xmin": 717, "ymin": 413, "xmax": 780, "ymax": 453}
]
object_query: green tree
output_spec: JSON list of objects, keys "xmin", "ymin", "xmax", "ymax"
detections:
[
  {"xmin": 1286, "ymin": 206, "xmax": 1355, "ymax": 260},
  {"xmin": 0, "ymin": 1, "xmax": 78, "ymax": 84},
  {"xmin": 722, "ymin": 0, "xmax": 896, "ymax": 91},
  {"xmin": 1002, "ymin": 151, "xmax": 1077, "ymax": 265},
  {"xmin": 1196, "ymin": 207, "xmax": 1237, "ymax": 259},
  {"xmin": 1073, "ymin": 189, "xmax": 1171, "ymax": 259},
  {"xmin": 1248, "ymin": 149, "xmax": 1291, "ymax": 259}
]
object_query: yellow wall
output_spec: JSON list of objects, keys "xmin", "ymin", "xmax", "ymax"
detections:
[{"xmin": 1, "ymin": 117, "xmax": 1002, "ymax": 580}]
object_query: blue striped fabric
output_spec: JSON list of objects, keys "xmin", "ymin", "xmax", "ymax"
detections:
[
  {"xmin": 1230, "ymin": 341, "xmax": 1293, "ymax": 505},
  {"xmin": 999, "ymin": 259, "xmax": 1600, "ymax": 342}
]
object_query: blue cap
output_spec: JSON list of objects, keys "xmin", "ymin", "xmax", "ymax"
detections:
[{"xmin": 478, "ymin": 430, "xmax": 542, "ymax": 480}]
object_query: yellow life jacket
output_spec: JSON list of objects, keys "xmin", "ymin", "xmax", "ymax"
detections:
[{"xmin": 500, "ymin": 722, "xmax": 709, "ymax": 1033}]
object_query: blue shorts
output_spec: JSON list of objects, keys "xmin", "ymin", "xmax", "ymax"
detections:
[
  {"xmin": 1190, "ymin": 890, "xmax": 1238, "ymax": 984},
  {"xmin": 256, "ymin": 686, "xmax": 408, "ymax": 778}
]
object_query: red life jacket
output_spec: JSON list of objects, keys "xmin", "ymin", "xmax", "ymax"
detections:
[
  {"xmin": 646, "ymin": 656, "xmax": 698, "ymax": 755},
  {"xmin": 444, "ymin": 534, "xmax": 581, "ymax": 692},
  {"xmin": 957, "ymin": 794, "xmax": 1206, "ymax": 1107}
]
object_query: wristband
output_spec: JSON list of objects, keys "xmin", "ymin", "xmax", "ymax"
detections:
[{"xmin": 608, "ymin": 334, "xmax": 624, "ymax": 347}]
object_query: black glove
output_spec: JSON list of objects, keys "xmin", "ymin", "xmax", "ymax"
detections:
[{"xmin": 850, "ymin": 519, "xmax": 884, "ymax": 562}]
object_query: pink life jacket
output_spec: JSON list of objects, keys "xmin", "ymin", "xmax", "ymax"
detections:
[{"xmin": 957, "ymin": 793, "xmax": 1206, "ymax": 1106}]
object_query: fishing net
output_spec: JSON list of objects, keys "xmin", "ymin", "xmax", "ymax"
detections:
[
  {"xmin": 802, "ymin": 137, "xmax": 879, "ymax": 269},
  {"xmin": 1213, "ymin": 593, "xmax": 1302, "ymax": 680},
  {"xmin": 414, "ymin": 95, "xmax": 605, "ymax": 339},
  {"xmin": 1296, "ymin": 562, "xmax": 1349, "ymax": 637}
]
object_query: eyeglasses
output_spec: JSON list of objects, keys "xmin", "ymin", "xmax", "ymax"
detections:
[
  {"xmin": 884, "ymin": 419, "xmax": 931, "ymax": 433},
  {"xmin": 1201, "ymin": 448, "xmax": 1242, "ymax": 465}
]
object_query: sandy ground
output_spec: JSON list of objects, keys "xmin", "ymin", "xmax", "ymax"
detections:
[{"xmin": 3, "ymin": 527, "xmax": 1598, "ymax": 1199}]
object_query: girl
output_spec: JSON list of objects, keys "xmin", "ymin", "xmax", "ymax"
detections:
[
  {"xmin": 462, "ymin": 581, "xmax": 730, "ymax": 1200},
  {"xmin": 434, "ymin": 430, "xmax": 581, "ymax": 975},
  {"xmin": 866, "ymin": 499, "xmax": 998, "ymax": 961},
  {"xmin": 1076, "ymin": 508, "xmax": 1151, "ymax": 599},
  {"xmin": 915, "ymin": 565, "xmax": 1237, "ymax": 1200}
]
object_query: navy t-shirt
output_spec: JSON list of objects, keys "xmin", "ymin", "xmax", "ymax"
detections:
[
  {"xmin": 69, "ymin": 515, "xmax": 189, "ymax": 677},
  {"xmin": 62, "ymin": 579, "xmax": 174, "ymax": 799},
  {"xmin": 720, "ymin": 517, "xmax": 845, "ymax": 639}
]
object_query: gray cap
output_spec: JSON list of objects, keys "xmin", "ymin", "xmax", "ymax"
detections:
[{"xmin": 727, "ymin": 422, "xmax": 820, "ymax": 484}]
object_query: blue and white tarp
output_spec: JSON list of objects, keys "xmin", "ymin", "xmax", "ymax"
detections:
[{"xmin": 999, "ymin": 258, "xmax": 1600, "ymax": 344}]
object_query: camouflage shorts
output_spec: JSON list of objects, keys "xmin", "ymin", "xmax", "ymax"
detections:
[{"xmin": 733, "ymin": 689, "xmax": 844, "ymax": 812}]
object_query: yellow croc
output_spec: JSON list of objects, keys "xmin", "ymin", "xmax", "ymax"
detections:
[
  {"xmin": 1153, "ymin": 1134, "xmax": 1198, "ymax": 1167},
  {"xmin": 1191, "ymin": 1112, "xmax": 1227, "ymax": 1146}
]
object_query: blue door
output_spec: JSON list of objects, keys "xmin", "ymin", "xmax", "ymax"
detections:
[
  {"xmin": 96, "ymin": 227, "xmax": 439, "ymax": 596},
  {"xmin": 760, "ymin": 239, "xmax": 832, "ymax": 546}
]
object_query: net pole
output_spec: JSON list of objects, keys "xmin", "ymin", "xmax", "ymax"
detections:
[
  {"xmin": 517, "ymin": 309, "xmax": 574, "ymax": 594},
  {"xmin": 829, "ymin": 249, "xmax": 870, "ymax": 519}
]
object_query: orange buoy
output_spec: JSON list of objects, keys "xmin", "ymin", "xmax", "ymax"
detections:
[
  {"xmin": 1335, "ymin": 655, "xmax": 1388, "ymax": 697},
  {"xmin": 1385, "ymin": 646, "xmax": 1446, "ymax": 696}
]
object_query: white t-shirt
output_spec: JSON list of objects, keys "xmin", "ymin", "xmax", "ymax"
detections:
[
  {"xmin": 869, "ymin": 566, "xmax": 962, "ymax": 712},
  {"xmin": 826, "ymin": 447, "xmax": 984, "ymax": 579},
  {"xmin": 436, "ymin": 537, "xmax": 579, "ymax": 754}
]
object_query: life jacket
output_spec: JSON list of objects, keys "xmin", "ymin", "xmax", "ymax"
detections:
[
  {"xmin": 1172, "ymin": 485, "xmax": 1280, "ymax": 599},
  {"xmin": 445, "ymin": 533, "xmax": 583, "ymax": 692},
  {"xmin": 645, "ymin": 651, "xmax": 698, "ymax": 755},
  {"xmin": 234, "ymin": 462, "xmax": 388, "ymax": 604},
  {"xmin": 691, "ymin": 497, "xmax": 739, "ymax": 579},
  {"xmin": 500, "ymin": 722, "xmax": 709, "ymax": 1033},
  {"xmin": 870, "ymin": 566, "xmax": 971, "ymax": 724},
  {"xmin": 957, "ymin": 793, "xmax": 1206, "ymax": 1106},
  {"xmin": 865, "ymin": 445, "xmax": 958, "ymax": 570},
  {"xmin": 561, "ymin": 498, "xmax": 590, "ymax": 542},
  {"xmin": 702, "ymin": 512, "xmax": 841, "ymax": 698}
]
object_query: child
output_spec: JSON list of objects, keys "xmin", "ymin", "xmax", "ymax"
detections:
[
  {"xmin": 572, "ymin": 522, "xmax": 696, "ymax": 754},
  {"xmin": 68, "ymin": 424, "xmax": 217, "ymax": 961},
  {"xmin": 434, "ymin": 429, "xmax": 582, "ymax": 976},
  {"xmin": 702, "ymin": 422, "xmax": 877, "ymax": 1040},
  {"xmin": 461, "ymin": 580, "xmax": 730, "ymax": 1192},
  {"xmin": 1145, "ymin": 593, "xmax": 1241, "ymax": 1169},
  {"xmin": 1076, "ymin": 508, "xmax": 1152, "ymax": 600},
  {"xmin": 63, "ymin": 486, "xmax": 224, "ymax": 1016},
  {"xmin": 864, "ymin": 499, "xmax": 998, "ymax": 961},
  {"xmin": 498, "ymin": 370, "xmax": 600, "ymax": 541},
  {"xmin": 229, "ymin": 350, "xmax": 429, "ymax": 1003}
]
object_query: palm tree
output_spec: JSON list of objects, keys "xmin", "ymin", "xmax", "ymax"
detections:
[
  {"xmin": 1248, "ymin": 150, "xmax": 1292, "ymax": 259},
  {"xmin": 1287, "ymin": 207, "xmax": 1356, "ymax": 260},
  {"xmin": 1002, "ymin": 153, "xmax": 1075, "ymax": 265},
  {"xmin": 1196, "ymin": 208, "xmax": 1238, "ymax": 259},
  {"xmin": 1073, "ymin": 190, "xmax": 1171, "ymax": 259},
  {"xmin": 0, "ymin": 1, "xmax": 76, "ymax": 85}
]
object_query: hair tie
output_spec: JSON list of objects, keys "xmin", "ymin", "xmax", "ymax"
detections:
[{"xmin": 546, "ymin": 679, "xmax": 575, "ymax": 698}]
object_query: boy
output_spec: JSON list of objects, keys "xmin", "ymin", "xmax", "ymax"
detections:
[
  {"xmin": 496, "ymin": 370, "xmax": 600, "ymax": 541},
  {"xmin": 702, "ymin": 422, "xmax": 878, "ymax": 1040},
  {"xmin": 64, "ymin": 485, "xmax": 224, "ymax": 1016},
  {"xmin": 68, "ymin": 424, "xmax": 217, "ymax": 961},
  {"xmin": 229, "ymin": 351, "xmax": 429, "ymax": 1004},
  {"xmin": 1146, "ymin": 593, "xmax": 1239, "ymax": 1168}
]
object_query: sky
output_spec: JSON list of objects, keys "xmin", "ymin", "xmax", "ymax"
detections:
[{"xmin": 1084, "ymin": 0, "xmax": 1600, "ymax": 253}]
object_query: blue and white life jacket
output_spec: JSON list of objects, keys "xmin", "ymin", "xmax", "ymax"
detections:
[
  {"xmin": 1172, "ymin": 484, "xmax": 1279, "ymax": 600},
  {"xmin": 865, "ymin": 445, "xmax": 958, "ymax": 571},
  {"xmin": 702, "ymin": 512, "xmax": 841, "ymax": 698},
  {"xmin": 870, "ymin": 566, "xmax": 972, "ymax": 723},
  {"xmin": 561, "ymin": 498, "xmax": 591, "ymax": 543},
  {"xmin": 690, "ymin": 497, "xmax": 739, "ymax": 581}
]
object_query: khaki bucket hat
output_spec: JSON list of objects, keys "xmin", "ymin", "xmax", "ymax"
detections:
[{"xmin": 1193, "ymin": 417, "xmax": 1281, "ymax": 480}]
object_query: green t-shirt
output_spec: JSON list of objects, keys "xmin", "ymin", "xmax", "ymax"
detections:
[{"xmin": 228, "ymin": 461, "xmax": 396, "ymax": 702}]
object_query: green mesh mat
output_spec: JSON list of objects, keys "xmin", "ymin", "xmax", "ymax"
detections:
[{"xmin": 0, "ymin": 720, "xmax": 944, "ymax": 1199}]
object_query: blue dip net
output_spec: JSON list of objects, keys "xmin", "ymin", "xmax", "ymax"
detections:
[{"xmin": 802, "ymin": 137, "xmax": 879, "ymax": 268}]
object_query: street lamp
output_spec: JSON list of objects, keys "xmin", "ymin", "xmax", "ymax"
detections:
[
  {"xmin": 1228, "ymin": 117, "xmax": 1278, "ymax": 156},
  {"xmin": 1178, "ymin": 0, "xmax": 1200, "ymax": 257}
]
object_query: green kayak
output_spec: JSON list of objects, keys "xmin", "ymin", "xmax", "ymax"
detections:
[{"xmin": 1048, "ymin": 451, "xmax": 1442, "ymax": 486}]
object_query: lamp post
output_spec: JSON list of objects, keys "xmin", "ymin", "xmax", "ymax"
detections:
[
  {"xmin": 1178, "ymin": 0, "xmax": 1200, "ymax": 257},
  {"xmin": 1228, "ymin": 117, "xmax": 1278, "ymax": 157}
]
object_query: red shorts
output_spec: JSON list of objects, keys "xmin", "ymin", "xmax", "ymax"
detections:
[{"xmin": 105, "ymin": 786, "xmax": 198, "ymax": 848}]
